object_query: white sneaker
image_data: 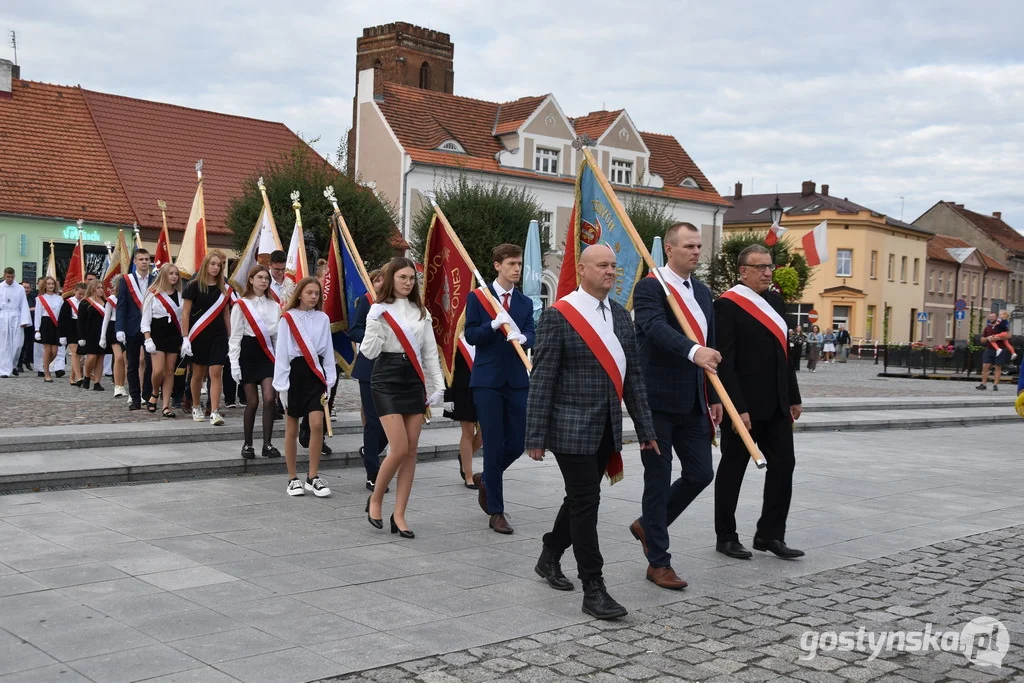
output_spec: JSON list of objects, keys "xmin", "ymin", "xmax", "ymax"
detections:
[
  {"xmin": 126, "ymin": 395, "xmax": 134, "ymax": 406},
  {"xmin": 113, "ymin": 385, "xmax": 124, "ymax": 398},
  {"xmin": 286, "ymin": 479, "xmax": 305, "ymax": 496},
  {"xmin": 200, "ymin": 386, "xmax": 207, "ymax": 396},
  {"xmin": 210, "ymin": 412, "xmax": 225, "ymax": 426},
  {"xmin": 304, "ymin": 476, "xmax": 331, "ymax": 497},
  {"xmin": 192, "ymin": 407, "xmax": 205, "ymax": 422}
]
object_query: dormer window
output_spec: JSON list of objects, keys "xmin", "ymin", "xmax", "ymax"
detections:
[
  {"xmin": 535, "ymin": 147, "xmax": 559, "ymax": 175},
  {"xmin": 610, "ymin": 159, "xmax": 632, "ymax": 185},
  {"xmin": 436, "ymin": 140, "xmax": 466, "ymax": 154},
  {"xmin": 680, "ymin": 176, "xmax": 699, "ymax": 189}
]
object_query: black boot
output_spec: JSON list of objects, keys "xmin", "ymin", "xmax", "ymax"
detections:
[
  {"xmin": 81, "ymin": 378, "xmax": 91, "ymax": 390},
  {"xmin": 581, "ymin": 577, "xmax": 627, "ymax": 620},
  {"xmin": 534, "ymin": 547, "xmax": 573, "ymax": 591}
]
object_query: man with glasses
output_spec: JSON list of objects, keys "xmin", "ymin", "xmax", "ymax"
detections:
[
  {"xmin": 268, "ymin": 250, "xmax": 292, "ymax": 306},
  {"xmin": 712, "ymin": 245, "xmax": 804, "ymax": 560}
]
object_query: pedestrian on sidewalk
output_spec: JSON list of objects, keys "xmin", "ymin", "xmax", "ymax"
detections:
[
  {"xmin": 229, "ymin": 265, "xmax": 281, "ymax": 460},
  {"xmin": 805, "ymin": 325, "xmax": 823, "ymax": 372},
  {"xmin": 526, "ymin": 245, "xmax": 658, "ymax": 620},
  {"xmin": 273, "ymin": 277, "xmax": 335, "ymax": 498},
  {"xmin": 350, "ymin": 269, "xmax": 390, "ymax": 491},
  {"xmin": 361, "ymin": 257, "xmax": 446, "ymax": 538},
  {"xmin": 977, "ymin": 312, "xmax": 1009, "ymax": 391},
  {"xmin": 141, "ymin": 265, "xmax": 183, "ymax": 417},
  {"xmin": 630, "ymin": 222, "xmax": 722, "ymax": 591},
  {"xmin": 788, "ymin": 328, "xmax": 804, "ymax": 372},
  {"xmin": 835, "ymin": 325, "xmax": 851, "ymax": 363},
  {"xmin": 443, "ymin": 345, "xmax": 480, "ymax": 489},
  {"xmin": 76, "ymin": 280, "xmax": 108, "ymax": 391},
  {"xmin": 181, "ymin": 251, "xmax": 230, "ymax": 426},
  {"xmin": 822, "ymin": 328, "xmax": 837, "ymax": 363},
  {"xmin": 0, "ymin": 268, "xmax": 31, "ymax": 378}
]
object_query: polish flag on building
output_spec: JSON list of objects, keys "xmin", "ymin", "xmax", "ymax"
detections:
[
  {"xmin": 801, "ymin": 221, "xmax": 829, "ymax": 266},
  {"xmin": 764, "ymin": 219, "xmax": 788, "ymax": 247},
  {"xmin": 175, "ymin": 180, "xmax": 208, "ymax": 278}
]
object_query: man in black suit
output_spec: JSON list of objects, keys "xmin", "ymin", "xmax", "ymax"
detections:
[
  {"xmin": 631, "ymin": 223, "xmax": 723, "ymax": 589},
  {"xmin": 713, "ymin": 244, "xmax": 804, "ymax": 560},
  {"xmin": 116, "ymin": 249, "xmax": 155, "ymax": 410},
  {"xmin": 526, "ymin": 244, "xmax": 658, "ymax": 620}
]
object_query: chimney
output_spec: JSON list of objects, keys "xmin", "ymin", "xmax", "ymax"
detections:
[
  {"xmin": 993, "ymin": 211, "xmax": 1002, "ymax": 220},
  {"xmin": 734, "ymin": 182, "xmax": 742, "ymax": 199},
  {"xmin": 821, "ymin": 184, "xmax": 829, "ymax": 196},
  {"xmin": 801, "ymin": 180, "xmax": 816, "ymax": 197},
  {"xmin": 955, "ymin": 203, "xmax": 965, "ymax": 209},
  {"xmin": 0, "ymin": 59, "xmax": 16, "ymax": 96}
]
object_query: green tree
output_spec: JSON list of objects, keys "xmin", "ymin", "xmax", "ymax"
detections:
[
  {"xmin": 700, "ymin": 231, "xmax": 811, "ymax": 301},
  {"xmin": 409, "ymin": 175, "xmax": 545, "ymax": 277},
  {"xmin": 226, "ymin": 145, "xmax": 398, "ymax": 271},
  {"xmin": 623, "ymin": 194, "xmax": 675, "ymax": 268}
]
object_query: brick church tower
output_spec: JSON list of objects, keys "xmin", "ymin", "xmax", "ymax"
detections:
[{"xmin": 347, "ymin": 22, "xmax": 454, "ymax": 175}]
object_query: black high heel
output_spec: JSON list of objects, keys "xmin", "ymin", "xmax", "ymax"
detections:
[
  {"xmin": 366, "ymin": 495, "xmax": 382, "ymax": 529},
  {"xmin": 390, "ymin": 514, "xmax": 414, "ymax": 539}
]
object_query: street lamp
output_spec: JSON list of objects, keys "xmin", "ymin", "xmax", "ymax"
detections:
[{"xmin": 768, "ymin": 195, "xmax": 784, "ymax": 261}]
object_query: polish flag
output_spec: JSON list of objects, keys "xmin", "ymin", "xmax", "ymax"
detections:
[
  {"xmin": 284, "ymin": 220, "xmax": 308, "ymax": 283},
  {"xmin": 801, "ymin": 221, "xmax": 829, "ymax": 266},
  {"xmin": 764, "ymin": 219, "xmax": 788, "ymax": 247},
  {"xmin": 175, "ymin": 182, "xmax": 208, "ymax": 278}
]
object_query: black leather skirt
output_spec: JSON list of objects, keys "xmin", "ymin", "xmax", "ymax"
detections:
[{"xmin": 371, "ymin": 352, "xmax": 426, "ymax": 417}]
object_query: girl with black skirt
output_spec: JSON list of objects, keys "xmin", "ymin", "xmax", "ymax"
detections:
[
  {"xmin": 33, "ymin": 276, "xmax": 62, "ymax": 383},
  {"xmin": 362, "ymin": 257, "xmax": 445, "ymax": 538},
  {"xmin": 444, "ymin": 342, "xmax": 480, "ymax": 488},
  {"xmin": 76, "ymin": 280, "xmax": 108, "ymax": 391},
  {"xmin": 59, "ymin": 283, "xmax": 87, "ymax": 386},
  {"xmin": 229, "ymin": 265, "xmax": 281, "ymax": 459},
  {"xmin": 181, "ymin": 251, "xmax": 231, "ymax": 426},
  {"xmin": 142, "ymin": 265, "xmax": 183, "ymax": 417},
  {"xmin": 98, "ymin": 275, "xmax": 127, "ymax": 397},
  {"xmin": 272, "ymin": 277, "xmax": 336, "ymax": 498}
]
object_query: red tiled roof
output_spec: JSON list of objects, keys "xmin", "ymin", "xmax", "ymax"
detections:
[
  {"xmin": 378, "ymin": 85, "xmax": 729, "ymax": 207},
  {"xmin": 942, "ymin": 202, "xmax": 1024, "ymax": 256},
  {"xmin": 927, "ymin": 234, "xmax": 1010, "ymax": 272},
  {"xmin": 571, "ymin": 110, "xmax": 622, "ymax": 140},
  {"xmin": 0, "ymin": 80, "xmax": 136, "ymax": 224},
  {"xmin": 493, "ymin": 95, "xmax": 547, "ymax": 135}
]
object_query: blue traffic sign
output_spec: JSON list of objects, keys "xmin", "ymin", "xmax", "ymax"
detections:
[
  {"xmin": 916, "ymin": 312, "xmax": 930, "ymax": 322},
  {"xmin": 955, "ymin": 299, "xmax": 967, "ymax": 311},
  {"xmin": 955, "ymin": 310, "xmax": 966, "ymax": 320}
]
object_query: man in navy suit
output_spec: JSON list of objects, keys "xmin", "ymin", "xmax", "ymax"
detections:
[
  {"xmin": 464, "ymin": 244, "xmax": 535, "ymax": 535},
  {"xmin": 349, "ymin": 269, "xmax": 388, "ymax": 491},
  {"xmin": 116, "ymin": 249, "xmax": 156, "ymax": 411},
  {"xmin": 630, "ymin": 222, "xmax": 723, "ymax": 589}
]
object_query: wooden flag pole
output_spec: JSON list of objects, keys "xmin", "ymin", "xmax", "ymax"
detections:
[
  {"xmin": 578, "ymin": 145, "xmax": 766, "ymax": 469},
  {"xmin": 430, "ymin": 201, "xmax": 532, "ymax": 372}
]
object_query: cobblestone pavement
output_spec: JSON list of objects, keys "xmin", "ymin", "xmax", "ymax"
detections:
[
  {"xmin": 324, "ymin": 526, "xmax": 1023, "ymax": 683},
  {"xmin": 793, "ymin": 359, "xmax": 1018, "ymax": 398}
]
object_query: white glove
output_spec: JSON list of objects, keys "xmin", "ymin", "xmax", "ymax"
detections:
[
  {"xmin": 490, "ymin": 311, "xmax": 513, "ymax": 330},
  {"xmin": 99, "ymin": 337, "xmax": 106, "ymax": 349},
  {"xmin": 367, "ymin": 303, "xmax": 386, "ymax": 321},
  {"xmin": 116, "ymin": 331, "xmax": 126, "ymax": 344},
  {"xmin": 59, "ymin": 337, "xmax": 67, "ymax": 346},
  {"xmin": 34, "ymin": 331, "xmax": 41, "ymax": 342},
  {"xmin": 180, "ymin": 338, "xmax": 193, "ymax": 357},
  {"xmin": 426, "ymin": 389, "xmax": 444, "ymax": 406},
  {"xmin": 232, "ymin": 367, "xmax": 242, "ymax": 384},
  {"xmin": 507, "ymin": 332, "xmax": 528, "ymax": 345},
  {"xmin": 144, "ymin": 338, "xmax": 157, "ymax": 354},
  {"xmin": 78, "ymin": 339, "xmax": 87, "ymax": 347}
]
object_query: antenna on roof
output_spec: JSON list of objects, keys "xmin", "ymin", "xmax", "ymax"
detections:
[{"xmin": 9, "ymin": 31, "xmax": 16, "ymax": 65}]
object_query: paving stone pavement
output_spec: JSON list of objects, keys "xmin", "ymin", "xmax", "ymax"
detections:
[{"xmin": 322, "ymin": 526, "xmax": 1023, "ymax": 682}]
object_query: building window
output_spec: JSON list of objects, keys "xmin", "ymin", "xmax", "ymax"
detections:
[
  {"xmin": 913, "ymin": 258, "xmax": 920, "ymax": 284},
  {"xmin": 945, "ymin": 313, "xmax": 953, "ymax": 338},
  {"xmin": 419, "ymin": 62, "xmax": 431, "ymax": 89},
  {"xmin": 539, "ymin": 283, "xmax": 551, "ymax": 310},
  {"xmin": 680, "ymin": 177, "xmax": 699, "ymax": 188},
  {"xmin": 866, "ymin": 305, "xmax": 876, "ymax": 340},
  {"xmin": 887, "ymin": 254, "xmax": 895, "ymax": 281},
  {"xmin": 925, "ymin": 315, "xmax": 933, "ymax": 339},
  {"xmin": 610, "ymin": 159, "xmax": 633, "ymax": 185},
  {"xmin": 538, "ymin": 211, "xmax": 553, "ymax": 249},
  {"xmin": 832, "ymin": 305, "xmax": 851, "ymax": 330},
  {"xmin": 870, "ymin": 251, "xmax": 878, "ymax": 279},
  {"xmin": 946, "ymin": 274, "xmax": 952, "ymax": 294},
  {"xmin": 786, "ymin": 303, "xmax": 815, "ymax": 331},
  {"xmin": 936, "ymin": 271, "xmax": 943, "ymax": 294},
  {"xmin": 900, "ymin": 256, "xmax": 907, "ymax": 282},
  {"xmin": 535, "ymin": 147, "xmax": 559, "ymax": 175},
  {"xmin": 971, "ymin": 275, "xmax": 977, "ymax": 296},
  {"xmin": 962, "ymin": 276, "xmax": 968, "ymax": 297},
  {"xmin": 836, "ymin": 249, "xmax": 852, "ymax": 277},
  {"xmin": 928, "ymin": 270, "xmax": 934, "ymax": 293}
]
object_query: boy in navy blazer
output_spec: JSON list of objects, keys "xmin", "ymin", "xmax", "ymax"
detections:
[
  {"xmin": 464, "ymin": 244, "xmax": 535, "ymax": 534},
  {"xmin": 116, "ymin": 249, "xmax": 156, "ymax": 410}
]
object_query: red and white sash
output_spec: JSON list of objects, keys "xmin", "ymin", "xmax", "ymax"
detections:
[
  {"xmin": 125, "ymin": 272, "xmax": 148, "ymax": 309},
  {"xmin": 237, "ymin": 298, "xmax": 275, "ymax": 363},
  {"xmin": 282, "ymin": 311, "xmax": 326, "ymax": 386},
  {"xmin": 155, "ymin": 292, "xmax": 182, "ymax": 334},
  {"xmin": 86, "ymin": 299, "xmax": 105, "ymax": 317},
  {"xmin": 648, "ymin": 269, "xmax": 707, "ymax": 345},
  {"xmin": 380, "ymin": 306, "xmax": 426, "ymax": 389},
  {"xmin": 472, "ymin": 286, "xmax": 521, "ymax": 338},
  {"xmin": 188, "ymin": 291, "xmax": 228, "ymax": 342},
  {"xmin": 719, "ymin": 284, "xmax": 788, "ymax": 356},
  {"xmin": 38, "ymin": 295, "xmax": 60, "ymax": 322},
  {"xmin": 552, "ymin": 292, "xmax": 628, "ymax": 484},
  {"xmin": 67, "ymin": 297, "xmax": 80, "ymax": 318},
  {"xmin": 457, "ymin": 335, "xmax": 475, "ymax": 370},
  {"xmin": 267, "ymin": 287, "xmax": 281, "ymax": 306}
]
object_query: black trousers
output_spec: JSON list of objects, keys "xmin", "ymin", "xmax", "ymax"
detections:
[
  {"xmin": 20, "ymin": 326, "xmax": 33, "ymax": 367},
  {"xmin": 125, "ymin": 331, "xmax": 152, "ymax": 404},
  {"xmin": 359, "ymin": 380, "xmax": 388, "ymax": 480},
  {"xmin": 640, "ymin": 408, "xmax": 713, "ymax": 567},
  {"xmin": 714, "ymin": 409, "xmax": 795, "ymax": 543},
  {"xmin": 790, "ymin": 344, "xmax": 803, "ymax": 371},
  {"xmin": 542, "ymin": 420, "xmax": 614, "ymax": 581}
]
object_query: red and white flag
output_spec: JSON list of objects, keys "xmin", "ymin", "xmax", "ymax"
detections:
[
  {"xmin": 801, "ymin": 221, "xmax": 828, "ymax": 266},
  {"xmin": 101, "ymin": 229, "xmax": 130, "ymax": 298},
  {"xmin": 230, "ymin": 200, "xmax": 282, "ymax": 292},
  {"xmin": 62, "ymin": 228, "xmax": 86, "ymax": 298},
  {"xmin": 175, "ymin": 180, "xmax": 208, "ymax": 278},
  {"xmin": 284, "ymin": 219, "xmax": 308, "ymax": 283},
  {"xmin": 154, "ymin": 221, "xmax": 172, "ymax": 269},
  {"xmin": 764, "ymin": 219, "xmax": 788, "ymax": 247}
]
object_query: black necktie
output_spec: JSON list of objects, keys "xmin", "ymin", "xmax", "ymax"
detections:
[
  {"xmin": 598, "ymin": 300, "xmax": 608, "ymax": 321},
  {"xmin": 683, "ymin": 280, "xmax": 691, "ymax": 289}
]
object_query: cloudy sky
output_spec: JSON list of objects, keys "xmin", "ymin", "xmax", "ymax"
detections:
[{"xmin": 4, "ymin": 1, "xmax": 1023, "ymax": 230}]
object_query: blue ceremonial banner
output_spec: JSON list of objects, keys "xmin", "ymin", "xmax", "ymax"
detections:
[
  {"xmin": 324, "ymin": 216, "xmax": 372, "ymax": 375},
  {"xmin": 575, "ymin": 158, "xmax": 645, "ymax": 310},
  {"xmin": 523, "ymin": 219, "xmax": 543, "ymax": 324}
]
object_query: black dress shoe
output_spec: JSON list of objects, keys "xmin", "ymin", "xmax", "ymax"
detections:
[
  {"xmin": 320, "ymin": 443, "xmax": 332, "ymax": 456},
  {"xmin": 128, "ymin": 402, "xmax": 143, "ymax": 411},
  {"xmin": 365, "ymin": 495, "xmax": 382, "ymax": 529},
  {"xmin": 240, "ymin": 444, "xmax": 256, "ymax": 460},
  {"xmin": 390, "ymin": 514, "xmax": 414, "ymax": 539},
  {"xmin": 11, "ymin": 368, "xmax": 19, "ymax": 376},
  {"xmin": 716, "ymin": 540, "xmax": 753, "ymax": 559},
  {"xmin": 534, "ymin": 547, "xmax": 573, "ymax": 591},
  {"xmin": 55, "ymin": 370, "xmax": 65, "ymax": 378},
  {"xmin": 262, "ymin": 444, "xmax": 281, "ymax": 458},
  {"xmin": 753, "ymin": 537, "xmax": 805, "ymax": 559},
  {"xmin": 581, "ymin": 578, "xmax": 627, "ymax": 619}
]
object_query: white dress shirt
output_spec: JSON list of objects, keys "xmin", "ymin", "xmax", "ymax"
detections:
[
  {"xmin": 34, "ymin": 294, "xmax": 63, "ymax": 330},
  {"xmin": 229, "ymin": 295, "xmax": 281, "ymax": 369},
  {"xmin": 659, "ymin": 266, "xmax": 703, "ymax": 363},
  {"xmin": 272, "ymin": 308, "xmax": 337, "ymax": 395},
  {"xmin": 140, "ymin": 290, "xmax": 181, "ymax": 334},
  {"xmin": 360, "ymin": 297, "xmax": 445, "ymax": 397},
  {"xmin": 573, "ymin": 287, "xmax": 614, "ymax": 339}
]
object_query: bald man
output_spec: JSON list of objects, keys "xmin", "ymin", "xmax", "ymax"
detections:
[{"xmin": 526, "ymin": 244, "xmax": 658, "ymax": 620}]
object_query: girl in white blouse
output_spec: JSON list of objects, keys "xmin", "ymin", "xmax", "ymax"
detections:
[
  {"xmin": 229, "ymin": 265, "xmax": 282, "ymax": 460},
  {"xmin": 272, "ymin": 277, "xmax": 336, "ymax": 498},
  {"xmin": 33, "ymin": 276, "xmax": 63, "ymax": 383},
  {"xmin": 141, "ymin": 265, "xmax": 183, "ymax": 416},
  {"xmin": 98, "ymin": 274, "xmax": 127, "ymax": 398},
  {"xmin": 361, "ymin": 257, "xmax": 445, "ymax": 539}
]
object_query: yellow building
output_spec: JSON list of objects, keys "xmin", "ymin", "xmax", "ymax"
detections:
[{"xmin": 723, "ymin": 181, "xmax": 931, "ymax": 343}]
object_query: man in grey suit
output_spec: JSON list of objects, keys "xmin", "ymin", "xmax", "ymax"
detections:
[{"xmin": 526, "ymin": 244, "xmax": 658, "ymax": 620}]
